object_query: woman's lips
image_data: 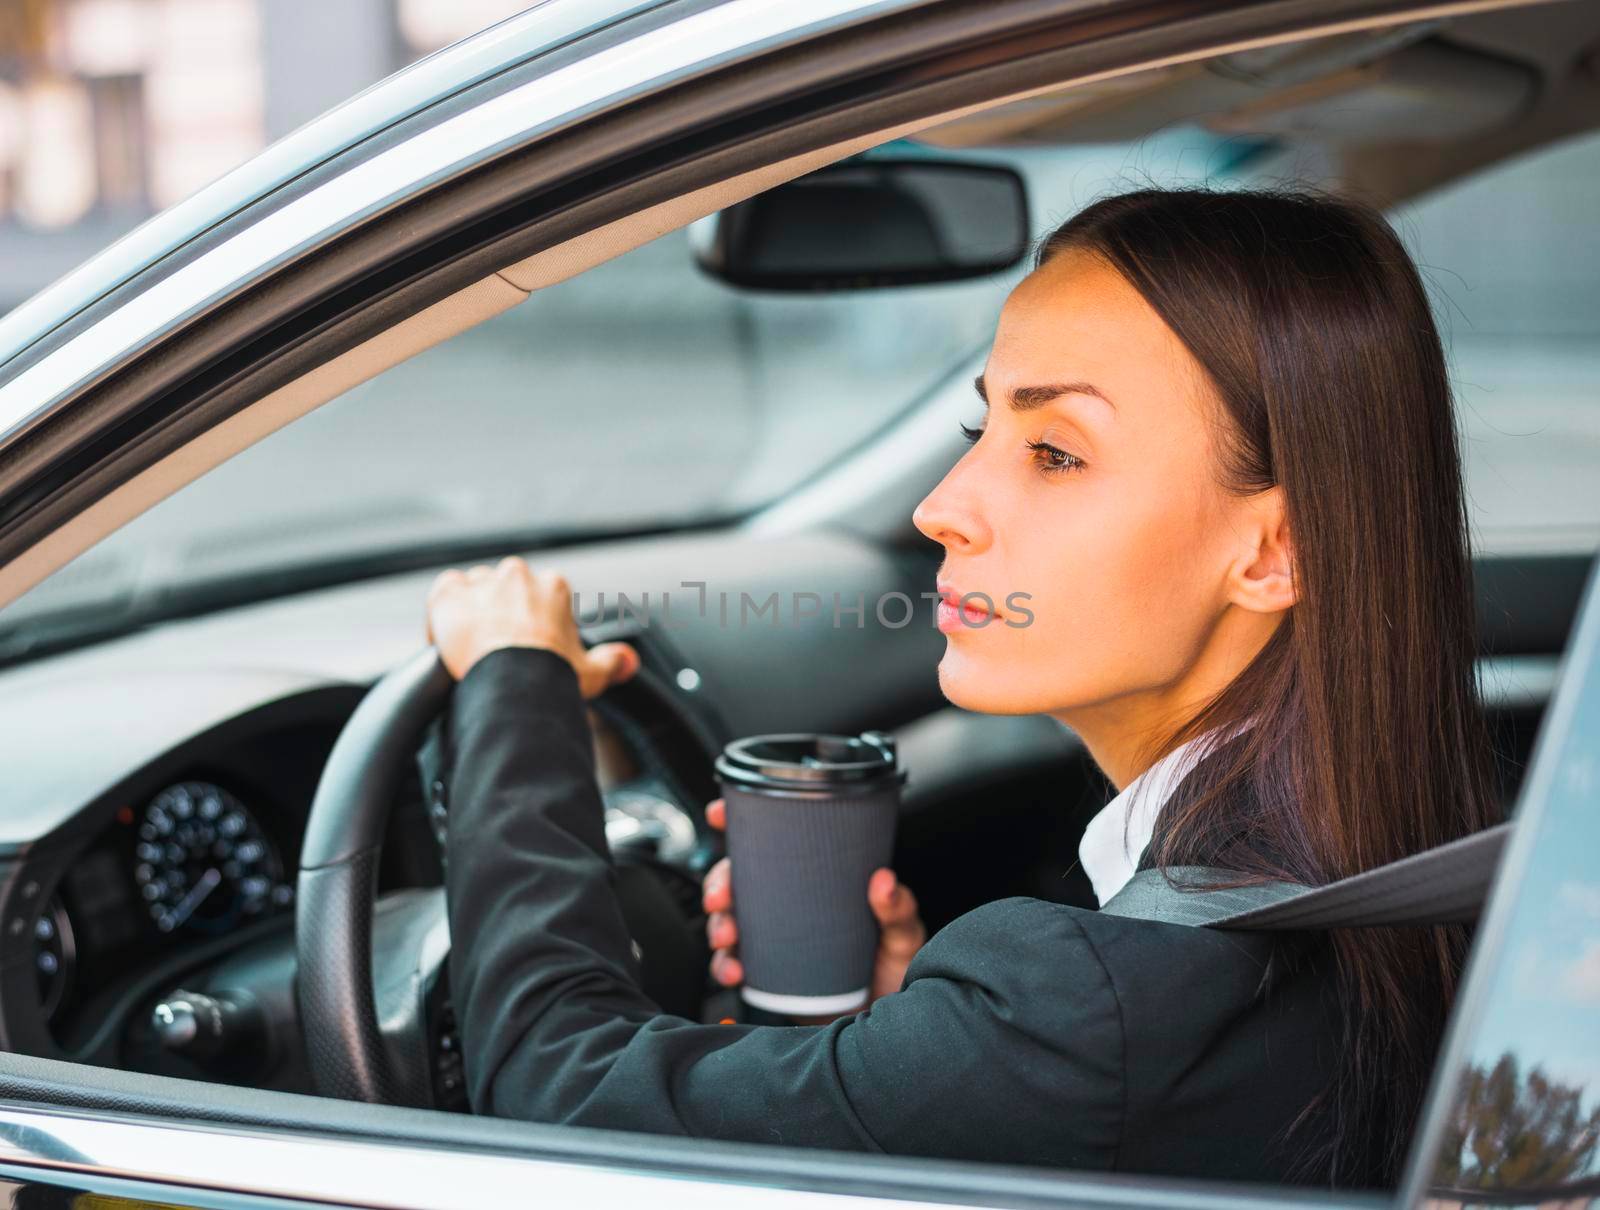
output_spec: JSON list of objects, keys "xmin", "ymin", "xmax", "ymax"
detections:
[{"xmin": 935, "ymin": 592, "xmax": 996, "ymax": 633}]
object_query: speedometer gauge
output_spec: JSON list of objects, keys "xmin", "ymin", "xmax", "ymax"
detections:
[{"xmin": 133, "ymin": 781, "xmax": 293, "ymax": 934}]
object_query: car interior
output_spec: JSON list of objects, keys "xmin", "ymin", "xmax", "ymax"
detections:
[{"xmin": 0, "ymin": 0, "xmax": 1596, "ymax": 1195}]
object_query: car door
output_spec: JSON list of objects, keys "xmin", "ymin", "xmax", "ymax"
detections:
[{"xmin": 0, "ymin": 0, "xmax": 1593, "ymax": 1207}]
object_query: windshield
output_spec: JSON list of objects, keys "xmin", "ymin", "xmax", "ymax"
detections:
[{"xmin": 4, "ymin": 115, "xmax": 1599, "ymax": 660}]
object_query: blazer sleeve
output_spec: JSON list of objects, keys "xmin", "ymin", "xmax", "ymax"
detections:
[{"xmin": 442, "ymin": 645, "xmax": 1125, "ymax": 1168}]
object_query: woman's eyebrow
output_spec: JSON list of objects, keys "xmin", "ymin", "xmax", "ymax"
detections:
[{"xmin": 973, "ymin": 373, "xmax": 1117, "ymax": 415}]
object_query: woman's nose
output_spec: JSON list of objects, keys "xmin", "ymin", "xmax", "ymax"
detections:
[{"xmin": 912, "ymin": 469, "xmax": 991, "ymax": 553}]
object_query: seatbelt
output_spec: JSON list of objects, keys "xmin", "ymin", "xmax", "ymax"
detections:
[{"xmin": 1097, "ymin": 822, "xmax": 1512, "ymax": 929}]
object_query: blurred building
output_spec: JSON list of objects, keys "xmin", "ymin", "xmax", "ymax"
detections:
[{"xmin": 0, "ymin": 0, "xmax": 529, "ymax": 313}]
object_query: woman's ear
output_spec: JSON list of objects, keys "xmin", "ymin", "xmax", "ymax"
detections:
[{"xmin": 1227, "ymin": 486, "xmax": 1297, "ymax": 615}]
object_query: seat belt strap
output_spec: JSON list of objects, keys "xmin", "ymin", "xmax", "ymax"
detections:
[{"xmin": 1097, "ymin": 821, "xmax": 1512, "ymax": 929}]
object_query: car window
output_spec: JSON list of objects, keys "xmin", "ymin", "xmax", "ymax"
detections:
[
  {"xmin": 0, "ymin": 127, "xmax": 1263, "ymax": 644},
  {"xmin": 1388, "ymin": 129, "xmax": 1600, "ymax": 560}
]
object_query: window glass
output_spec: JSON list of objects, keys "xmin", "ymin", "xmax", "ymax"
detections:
[
  {"xmin": 1389, "ymin": 130, "xmax": 1600, "ymax": 558},
  {"xmin": 0, "ymin": 128, "xmax": 1253, "ymax": 642}
]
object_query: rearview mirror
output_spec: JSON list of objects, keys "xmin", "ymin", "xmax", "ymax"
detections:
[{"xmin": 691, "ymin": 159, "xmax": 1030, "ymax": 291}]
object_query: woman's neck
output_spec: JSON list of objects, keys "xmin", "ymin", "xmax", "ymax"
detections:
[
  {"xmin": 1053, "ymin": 607, "xmax": 1283, "ymax": 790},
  {"xmin": 1057, "ymin": 700, "xmax": 1200, "ymax": 792}
]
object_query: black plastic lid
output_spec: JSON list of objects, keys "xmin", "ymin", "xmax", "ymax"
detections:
[{"xmin": 714, "ymin": 730, "xmax": 906, "ymax": 793}]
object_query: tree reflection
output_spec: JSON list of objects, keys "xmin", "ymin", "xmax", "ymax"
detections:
[{"xmin": 1435, "ymin": 1053, "xmax": 1600, "ymax": 1189}]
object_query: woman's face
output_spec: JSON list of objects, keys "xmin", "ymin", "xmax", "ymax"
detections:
[{"xmin": 912, "ymin": 247, "xmax": 1279, "ymax": 750}]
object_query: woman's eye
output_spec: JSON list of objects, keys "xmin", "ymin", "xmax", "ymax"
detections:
[
  {"xmin": 958, "ymin": 421, "xmax": 1083, "ymax": 475},
  {"xmin": 1025, "ymin": 438, "xmax": 1085, "ymax": 475}
]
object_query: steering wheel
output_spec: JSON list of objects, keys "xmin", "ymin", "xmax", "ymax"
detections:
[{"xmin": 295, "ymin": 643, "xmax": 720, "ymax": 1107}]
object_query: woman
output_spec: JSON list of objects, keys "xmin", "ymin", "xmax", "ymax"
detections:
[{"xmin": 423, "ymin": 185, "xmax": 1497, "ymax": 1189}]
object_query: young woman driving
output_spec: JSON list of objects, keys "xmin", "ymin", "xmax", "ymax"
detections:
[{"xmin": 422, "ymin": 185, "xmax": 1497, "ymax": 1188}]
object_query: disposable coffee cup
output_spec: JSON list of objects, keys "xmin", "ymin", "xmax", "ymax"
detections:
[{"xmin": 713, "ymin": 731, "xmax": 907, "ymax": 1017}]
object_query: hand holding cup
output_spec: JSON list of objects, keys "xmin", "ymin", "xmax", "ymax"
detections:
[{"xmin": 701, "ymin": 795, "xmax": 926, "ymax": 1025}]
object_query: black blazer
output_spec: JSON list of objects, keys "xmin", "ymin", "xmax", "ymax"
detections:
[{"xmin": 441, "ymin": 646, "xmax": 1369, "ymax": 1186}]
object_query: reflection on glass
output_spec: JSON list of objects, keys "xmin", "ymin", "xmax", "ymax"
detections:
[
  {"xmin": 1417, "ymin": 560, "xmax": 1600, "ymax": 1208},
  {"xmin": 1434, "ymin": 1055, "xmax": 1600, "ymax": 1190}
]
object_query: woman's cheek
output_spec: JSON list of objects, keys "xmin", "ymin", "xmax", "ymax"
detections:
[
  {"xmin": 1018, "ymin": 585, "xmax": 1144, "ymax": 710},
  {"xmin": 1011, "ymin": 498, "xmax": 1190, "ymax": 707}
]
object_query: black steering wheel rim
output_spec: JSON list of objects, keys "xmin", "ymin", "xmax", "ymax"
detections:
[{"xmin": 297, "ymin": 647, "xmax": 453, "ymax": 1106}]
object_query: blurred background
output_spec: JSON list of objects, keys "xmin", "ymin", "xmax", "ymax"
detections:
[
  {"xmin": 0, "ymin": 0, "xmax": 527, "ymax": 302},
  {"xmin": 0, "ymin": 1, "xmax": 1597, "ymax": 639}
]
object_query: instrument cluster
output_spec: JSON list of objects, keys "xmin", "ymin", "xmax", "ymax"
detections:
[
  {"xmin": 131, "ymin": 780, "xmax": 294, "ymax": 935},
  {"xmin": 35, "ymin": 776, "xmax": 298, "ymax": 1038}
]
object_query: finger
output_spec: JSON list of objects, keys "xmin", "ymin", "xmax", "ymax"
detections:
[
  {"xmin": 868, "ymin": 868, "xmax": 899, "ymax": 914},
  {"xmin": 617, "ymin": 643, "xmax": 640, "ymax": 680},
  {"xmin": 706, "ymin": 798, "xmax": 726, "ymax": 831},
  {"xmin": 702, "ymin": 867, "xmax": 732, "ymax": 914},
  {"xmin": 880, "ymin": 909, "xmax": 926, "ymax": 959},
  {"xmin": 710, "ymin": 952, "xmax": 743, "ymax": 987},
  {"xmin": 427, "ymin": 568, "xmax": 465, "ymax": 601},
  {"xmin": 705, "ymin": 910, "xmax": 737, "ymax": 949},
  {"xmin": 869, "ymin": 870, "xmax": 926, "ymax": 951},
  {"xmin": 575, "ymin": 642, "xmax": 633, "ymax": 702},
  {"xmin": 466, "ymin": 564, "xmax": 492, "ymax": 582},
  {"xmin": 587, "ymin": 641, "xmax": 638, "ymax": 688},
  {"xmin": 701, "ymin": 857, "xmax": 731, "ymax": 913},
  {"xmin": 874, "ymin": 874, "xmax": 921, "ymax": 925},
  {"xmin": 535, "ymin": 568, "xmax": 572, "ymax": 598},
  {"xmin": 498, "ymin": 555, "xmax": 533, "ymax": 582}
]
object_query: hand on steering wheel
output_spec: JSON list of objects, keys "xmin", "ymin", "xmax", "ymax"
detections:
[{"xmin": 425, "ymin": 555, "xmax": 639, "ymax": 693}]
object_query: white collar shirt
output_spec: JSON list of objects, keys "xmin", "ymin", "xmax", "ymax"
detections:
[{"xmin": 1077, "ymin": 722, "xmax": 1254, "ymax": 907}]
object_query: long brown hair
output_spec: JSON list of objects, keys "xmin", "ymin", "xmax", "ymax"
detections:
[{"xmin": 1036, "ymin": 185, "xmax": 1497, "ymax": 1186}]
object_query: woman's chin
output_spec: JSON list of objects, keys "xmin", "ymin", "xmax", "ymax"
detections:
[
  {"xmin": 934, "ymin": 653, "xmax": 1075, "ymax": 717},
  {"xmin": 936, "ymin": 649, "xmax": 1039, "ymax": 715}
]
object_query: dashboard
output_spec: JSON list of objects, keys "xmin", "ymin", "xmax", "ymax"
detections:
[
  {"xmin": 0, "ymin": 666, "xmax": 722, "ymax": 1085},
  {"xmin": 4, "ymin": 692, "xmax": 401, "ymax": 1062}
]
